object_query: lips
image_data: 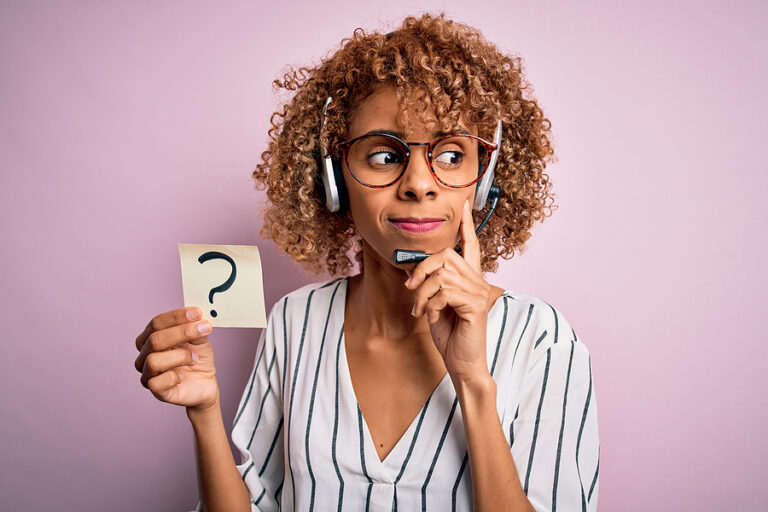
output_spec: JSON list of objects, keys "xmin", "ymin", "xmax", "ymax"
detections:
[{"xmin": 389, "ymin": 217, "xmax": 445, "ymax": 233}]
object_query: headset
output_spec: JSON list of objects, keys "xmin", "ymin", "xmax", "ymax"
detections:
[{"xmin": 319, "ymin": 95, "xmax": 502, "ymax": 264}]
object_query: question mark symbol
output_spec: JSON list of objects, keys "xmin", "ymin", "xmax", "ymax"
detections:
[{"xmin": 198, "ymin": 251, "xmax": 237, "ymax": 318}]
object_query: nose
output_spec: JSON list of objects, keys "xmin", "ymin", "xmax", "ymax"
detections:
[{"xmin": 396, "ymin": 144, "xmax": 438, "ymax": 201}]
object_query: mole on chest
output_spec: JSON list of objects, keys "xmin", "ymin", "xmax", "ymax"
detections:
[{"xmin": 352, "ymin": 367, "xmax": 446, "ymax": 461}]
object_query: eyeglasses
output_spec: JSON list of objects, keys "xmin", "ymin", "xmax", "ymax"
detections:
[{"xmin": 333, "ymin": 131, "xmax": 498, "ymax": 189}]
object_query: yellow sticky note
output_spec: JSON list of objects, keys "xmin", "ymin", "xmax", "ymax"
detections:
[{"xmin": 178, "ymin": 244, "xmax": 266, "ymax": 328}]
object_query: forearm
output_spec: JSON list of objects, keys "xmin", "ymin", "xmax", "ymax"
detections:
[
  {"xmin": 453, "ymin": 376, "xmax": 535, "ymax": 512},
  {"xmin": 187, "ymin": 401, "xmax": 251, "ymax": 512}
]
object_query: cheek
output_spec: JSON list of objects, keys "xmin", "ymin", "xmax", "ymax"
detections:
[
  {"xmin": 453, "ymin": 191, "xmax": 476, "ymax": 216},
  {"xmin": 346, "ymin": 186, "xmax": 382, "ymax": 234}
]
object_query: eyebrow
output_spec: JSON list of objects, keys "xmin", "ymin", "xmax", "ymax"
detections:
[{"xmin": 359, "ymin": 127, "xmax": 473, "ymax": 139}]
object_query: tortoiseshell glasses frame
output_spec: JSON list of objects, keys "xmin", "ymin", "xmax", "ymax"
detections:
[{"xmin": 333, "ymin": 131, "xmax": 498, "ymax": 189}]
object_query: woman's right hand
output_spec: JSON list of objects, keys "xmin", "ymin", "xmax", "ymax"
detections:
[{"xmin": 134, "ymin": 306, "xmax": 219, "ymax": 412}]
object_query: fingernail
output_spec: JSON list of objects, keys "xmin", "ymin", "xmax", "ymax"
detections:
[
  {"xmin": 405, "ymin": 275, "xmax": 412, "ymax": 287},
  {"xmin": 411, "ymin": 304, "xmax": 417, "ymax": 316},
  {"xmin": 191, "ymin": 351, "xmax": 198, "ymax": 362},
  {"xmin": 197, "ymin": 321, "xmax": 212, "ymax": 335},
  {"xmin": 186, "ymin": 308, "xmax": 201, "ymax": 321}
]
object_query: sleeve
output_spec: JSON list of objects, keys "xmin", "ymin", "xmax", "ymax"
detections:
[
  {"xmin": 192, "ymin": 301, "xmax": 286, "ymax": 512},
  {"xmin": 509, "ymin": 307, "xmax": 600, "ymax": 512}
]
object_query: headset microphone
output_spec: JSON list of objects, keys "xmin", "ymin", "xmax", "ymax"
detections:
[{"xmin": 392, "ymin": 184, "xmax": 501, "ymax": 265}]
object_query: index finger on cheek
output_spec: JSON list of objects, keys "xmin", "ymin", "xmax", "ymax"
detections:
[{"xmin": 460, "ymin": 199, "xmax": 481, "ymax": 272}]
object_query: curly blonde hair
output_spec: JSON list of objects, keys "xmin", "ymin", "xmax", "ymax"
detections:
[{"xmin": 253, "ymin": 12, "xmax": 557, "ymax": 275}]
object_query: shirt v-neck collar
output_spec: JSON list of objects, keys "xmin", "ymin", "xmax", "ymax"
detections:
[
  {"xmin": 333, "ymin": 276, "xmax": 512, "ymax": 483},
  {"xmin": 340, "ymin": 331, "xmax": 452, "ymax": 482}
]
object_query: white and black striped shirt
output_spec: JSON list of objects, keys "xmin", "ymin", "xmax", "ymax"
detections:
[{"xmin": 194, "ymin": 277, "xmax": 599, "ymax": 511}]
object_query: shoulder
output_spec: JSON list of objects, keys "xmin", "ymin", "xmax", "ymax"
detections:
[
  {"xmin": 266, "ymin": 277, "xmax": 347, "ymax": 324},
  {"xmin": 491, "ymin": 290, "xmax": 592, "ymax": 373},
  {"xmin": 502, "ymin": 291, "xmax": 581, "ymax": 342}
]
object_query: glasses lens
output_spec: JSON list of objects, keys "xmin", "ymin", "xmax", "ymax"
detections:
[
  {"xmin": 432, "ymin": 135, "xmax": 490, "ymax": 187},
  {"xmin": 347, "ymin": 134, "xmax": 407, "ymax": 186}
]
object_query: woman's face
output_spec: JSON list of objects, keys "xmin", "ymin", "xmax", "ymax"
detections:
[{"xmin": 342, "ymin": 85, "xmax": 478, "ymax": 269}]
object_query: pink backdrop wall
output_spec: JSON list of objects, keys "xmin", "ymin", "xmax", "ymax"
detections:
[{"xmin": 2, "ymin": 1, "xmax": 766, "ymax": 510}]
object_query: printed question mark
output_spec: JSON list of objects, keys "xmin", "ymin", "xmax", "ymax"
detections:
[{"xmin": 197, "ymin": 251, "xmax": 237, "ymax": 318}]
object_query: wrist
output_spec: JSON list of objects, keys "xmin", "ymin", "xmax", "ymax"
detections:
[
  {"xmin": 186, "ymin": 397, "xmax": 222, "ymax": 426},
  {"xmin": 452, "ymin": 372, "xmax": 496, "ymax": 403}
]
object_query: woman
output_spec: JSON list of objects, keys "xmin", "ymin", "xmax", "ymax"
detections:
[{"xmin": 134, "ymin": 13, "xmax": 599, "ymax": 512}]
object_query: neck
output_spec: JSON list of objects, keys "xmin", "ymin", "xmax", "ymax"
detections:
[{"xmin": 346, "ymin": 242, "xmax": 431, "ymax": 344}]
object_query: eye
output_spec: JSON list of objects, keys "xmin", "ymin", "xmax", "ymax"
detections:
[
  {"xmin": 434, "ymin": 150, "xmax": 464, "ymax": 167},
  {"xmin": 367, "ymin": 149, "xmax": 403, "ymax": 168}
]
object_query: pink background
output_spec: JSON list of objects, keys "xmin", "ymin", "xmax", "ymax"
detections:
[{"xmin": 1, "ymin": 1, "xmax": 766, "ymax": 510}]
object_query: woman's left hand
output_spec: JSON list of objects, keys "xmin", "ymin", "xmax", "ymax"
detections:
[{"xmin": 405, "ymin": 199, "xmax": 492, "ymax": 384}]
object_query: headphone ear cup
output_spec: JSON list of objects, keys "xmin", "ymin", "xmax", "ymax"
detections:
[
  {"xmin": 332, "ymin": 158, "xmax": 348, "ymax": 215},
  {"xmin": 473, "ymin": 169, "xmax": 494, "ymax": 211},
  {"xmin": 319, "ymin": 150, "xmax": 345, "ymax": 214},
  {"xmin": 319, "ymin": 96, "xmax": 349, "ymax": 216},
  {"xmin": 473, "ymin": 119, "xmax": 503, "ymax": 210}
]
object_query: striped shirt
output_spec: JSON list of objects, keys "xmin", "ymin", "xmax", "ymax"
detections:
[{"xmin": 193, "ymin": 277, "xmax": 599, "ymax": 511}]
